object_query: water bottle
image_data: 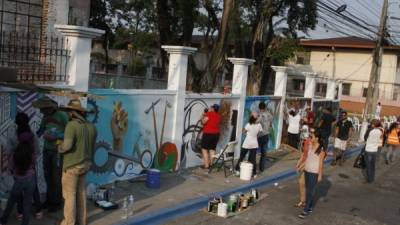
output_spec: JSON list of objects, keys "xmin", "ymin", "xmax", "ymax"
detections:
[
  {"xmin": 128, "ymin": 195, "xmax": 134, "ymax": 217},
  {"xmin": 121, "ymin": 197, "xmax": 128, "ymax": 220},
  {"xmin": 108, "ymin": 183, "xmax": 115, "ymax": 202}
]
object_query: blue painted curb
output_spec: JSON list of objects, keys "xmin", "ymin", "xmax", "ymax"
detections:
[{"xmin": 114, "ymin": 145, "xmax": 363, "ymax": 225}]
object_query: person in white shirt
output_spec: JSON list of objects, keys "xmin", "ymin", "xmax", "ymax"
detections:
[
  {"xmin": 364, "ymin": 119, "xmax": 383, "ymax": 184},
  {"xmin": 375, "ymin": 102, "xmax": 382, "ymax": 119},
  {"xmin": 287, "ymin": 110, "xmax": 301, "ymax": 149},
  {"xmin": 235, "ymin": 113, "xmax": 262, "ymax": 177}
]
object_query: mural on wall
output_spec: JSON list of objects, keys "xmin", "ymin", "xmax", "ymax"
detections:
[
  {"xmin": 87, "ymin": 90, "xmax": 177, "ymax": 186},
  {"xmin": 281, "ymin": 97, "xmax": 312, "ymax": 145},
  {"xmin": 181, "ymin": 97, "xmax": 238, "ymax": 168},
  {"xmin": 312, "ymin": 100, "xmax": 340, "ymax": 127},
  {"xmin": 244, "ymin": 96, "xmax": 281, "ymax": 150}
]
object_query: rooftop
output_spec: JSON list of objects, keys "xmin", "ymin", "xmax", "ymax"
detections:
[{"xmin": 300, "ymin": 36, "xmax": 400, "ymax": 50}]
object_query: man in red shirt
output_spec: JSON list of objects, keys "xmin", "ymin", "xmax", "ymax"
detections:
[{"xmin": 201, "ymin": 104, "xmax": 221, "ymax": 169}]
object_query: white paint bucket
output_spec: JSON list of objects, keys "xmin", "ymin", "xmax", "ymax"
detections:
[
  {"xmin": 217, "ymin": 203, "xmax": 228, "ymax": 217},
  {"xmin": 240, "ymin": 162, "xmax": 253, "ymax": 181}
]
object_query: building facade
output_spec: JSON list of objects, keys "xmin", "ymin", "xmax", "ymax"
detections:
[{"xmin": 297, "ymin": 37, "xmax": 400, "ymax": 101}]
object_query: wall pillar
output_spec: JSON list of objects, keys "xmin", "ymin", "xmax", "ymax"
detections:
[
  {"xmin": 162, "ymin": 46, "xmax": 197, "ymax": 169},
  {"xmin": 228, "ymin": 58, "xmax": 255, "ymax": 156},
  {"xmin": 272, "ymin": 66, "xmax": 289, "ymax": 149},
  {"xmin": 55, "ymin": 25, "xmax": 105, "ymax": 92},
  {"xmin": 326, "ymin": 78, "xmax": 336, "ymax": 100},
  {"xmin": 303, "ymin": 72, "xmax": 317, "ymax": 99}
]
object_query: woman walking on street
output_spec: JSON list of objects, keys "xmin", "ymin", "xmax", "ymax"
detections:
[
  {"xmin": 295, "ymin": 131, "xmax": 313, "ymax": 208},
  {"xmin": 298, "ymin": 129, "xmax": 326, "ymax": 219}
]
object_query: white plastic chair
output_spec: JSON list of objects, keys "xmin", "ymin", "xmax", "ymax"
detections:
[{"xmin": 353, "ymin": 117, "xmax": 361, "ymax": 132}]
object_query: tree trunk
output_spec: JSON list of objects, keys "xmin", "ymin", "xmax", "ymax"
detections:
[
  {"xmin": 156, "ymin": 0, "xmax": 171, "ymax": 78},
  {"xmin": 200, "ymin": 0, "xmax": 235, "ymax": 92},
  {"xmin": 180, "ymin": 0, "xmax": 197, "ymax": 45}
]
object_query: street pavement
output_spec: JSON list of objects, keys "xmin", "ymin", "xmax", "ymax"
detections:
[{"xmin": 165, "ymin": 155, "xmax": 400, "ymax": 225}]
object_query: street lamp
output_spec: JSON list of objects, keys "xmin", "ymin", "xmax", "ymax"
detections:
[{"xmin": 335, "ymin": 4, "xmax": 347, "ymax": 13}]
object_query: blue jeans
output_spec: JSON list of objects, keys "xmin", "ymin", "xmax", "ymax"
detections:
[
  {"xmin": 365, "ymin": 152, "xmax": 377, "ymax": 183},
  {"xmin": 257, "ymin": 135, "xmax": 269, "ymax": 171},
  {"xmin": 304, "ymin": 171, "xmax": 318, "ymax": 212},
  {"xmin": 43, "ymin": 149, "xmax": 62, "ymax": 207},
  {"xmin": 1, "ymin": 176, "xmax": 36, "ymax": 225}
]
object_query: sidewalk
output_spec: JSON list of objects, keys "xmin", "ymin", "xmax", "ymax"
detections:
[{"xmin": 0, "ymin": 141, "xmax": 362, "ymax": 225}]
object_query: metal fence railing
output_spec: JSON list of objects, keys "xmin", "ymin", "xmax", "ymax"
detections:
[
  {"xmin": 89, "ymin": 72, "xmax": 167, "ymax": 89},
  {"xmin": 0, "ymin": 32, "xmax": 70, "ymax": 83}
]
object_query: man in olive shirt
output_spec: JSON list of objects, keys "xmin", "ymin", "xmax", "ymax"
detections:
[
  {"xmin": 58, "ymin": 99, "xmax": 97, "ymax": 225},
  {"xmin": 33, "ymin": 96, "xmax": 69, "ymax": 211}
]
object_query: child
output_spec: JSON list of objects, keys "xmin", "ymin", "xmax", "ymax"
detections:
[
  {"xmin": 235, "ymin": 113, "xmax": 262, "ymax": 177},
  {"xmin": 0, "ymin": 114, "xmax": 38, "ymax": 225}
]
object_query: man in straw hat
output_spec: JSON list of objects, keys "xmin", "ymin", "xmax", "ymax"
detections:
[
  {"xmin": 32, "ymin": 96, "xmax": 69, "ymax": 212},
  {"xmin": 57, "ymin": 99, "xmax": 97, "ymax": 225}
]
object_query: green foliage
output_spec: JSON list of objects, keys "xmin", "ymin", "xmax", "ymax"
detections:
[
  {"xmin": 127, "ymin": 58, "xmax": 146, "ymax": 76},
  {"xmin": 268, "ymin": 38, "xmax": 300, "ymax": 65}
]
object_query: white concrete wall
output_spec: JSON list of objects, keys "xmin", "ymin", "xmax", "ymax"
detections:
[{"xmin": 309, "ymin": 49, "xmax": 399, "ymax": 100}]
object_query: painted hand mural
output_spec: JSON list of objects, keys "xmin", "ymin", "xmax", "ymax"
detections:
[{"xmin": 111, "ymin": 101, "xmax": 128, "ymax": 152}]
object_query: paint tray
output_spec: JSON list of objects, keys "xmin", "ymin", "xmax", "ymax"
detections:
[{"xmin": 95, "ymin": 200, "xmax": 119, "ymax": 210}]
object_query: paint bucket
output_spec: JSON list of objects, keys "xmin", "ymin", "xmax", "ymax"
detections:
[
  {"xmin": 240, "ymin": 162, "xmax": 253, "ymax": 181},
  {"xmin": 217, "ymin": 203, "xmax": 228, "ymax": 217},
  {"xmin": 146, "ymin": 169, "xmax": 161, "ymax": 189},
  {"xmin": 240, "ymin": 196, "xmax": 248, "ymax": 209}
]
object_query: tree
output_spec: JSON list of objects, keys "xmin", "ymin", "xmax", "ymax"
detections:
[
  {"xmin": 199, "ymin": 0, "xmax": 235, "ymax": 92},
  {"xmin": 89, "ymin": 0, "xmax": 114, "ymax": 73}
]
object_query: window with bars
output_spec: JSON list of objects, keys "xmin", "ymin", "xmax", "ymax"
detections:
[
  {"xmin": 0, "ymin": 0, "xmax": 43, "ymax": 35},
  {"xmin": 342, "ymin": 83, "xmax": 351, "ymax": 96},
  {"xmin": 0, "ymin": 1, "xmax": 70, "ymax": 83}
]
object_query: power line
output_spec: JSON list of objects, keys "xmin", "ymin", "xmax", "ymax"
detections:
[{"xmin": 317, "ymin": 2, "xmax": 378, "ymax": 34}]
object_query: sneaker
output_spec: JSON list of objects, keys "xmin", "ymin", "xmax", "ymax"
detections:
[
  {"xmin": 298, "ymin": 211, "xmax": 309, "ymax": 219},
  {"xmin": 385, "ymin": 159, "xmax": 389, "ymax": 165}
]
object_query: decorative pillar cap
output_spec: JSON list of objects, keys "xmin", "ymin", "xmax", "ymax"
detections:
[
  {"xmin": 302, "ymin": 72, "xmax": 318, "ymax": 77},
  {"xmin": 228, "ymin": 58, "xmax": 255, "ymax": 66},
  {"xmin": 55, "ymin": 25, "xmax": 105, "ymax": 38},
  {"xmin": 162, "ymin": 46, "xmax": 197, "ymax": 55},
  {"xmin": 271, "ymin": 66, "xmax": 289, "ymax": 72}
]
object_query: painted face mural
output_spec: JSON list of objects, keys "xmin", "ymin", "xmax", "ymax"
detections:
[
  {"xmin": 181, "ymin": 97, "xmax": 238, "ymax": 168},
  {"xmin": 87, "ymin": 90, "xmax": 178, "ymax": 186},
  {"xmin": 244, "ymin": 96, "xmax": 281, "ymax": 150}
]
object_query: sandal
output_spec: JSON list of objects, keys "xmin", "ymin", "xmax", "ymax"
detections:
[
  {"xmin": 200, "ymin": 165, "xmax": 209, "ymax": 170},
  {"xmin": 294, "ymin": 201, "xmax": 305, "ymax": 207}
]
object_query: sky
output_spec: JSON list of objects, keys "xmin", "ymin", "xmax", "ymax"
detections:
[{"xmin": 307, "ymin": 0, "xmax": 400, "ymax": 43}]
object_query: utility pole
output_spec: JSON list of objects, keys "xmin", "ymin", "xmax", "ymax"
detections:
[{"xmin": 360, "ymin": 0, "xmax": 388, "ymax": 141}]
